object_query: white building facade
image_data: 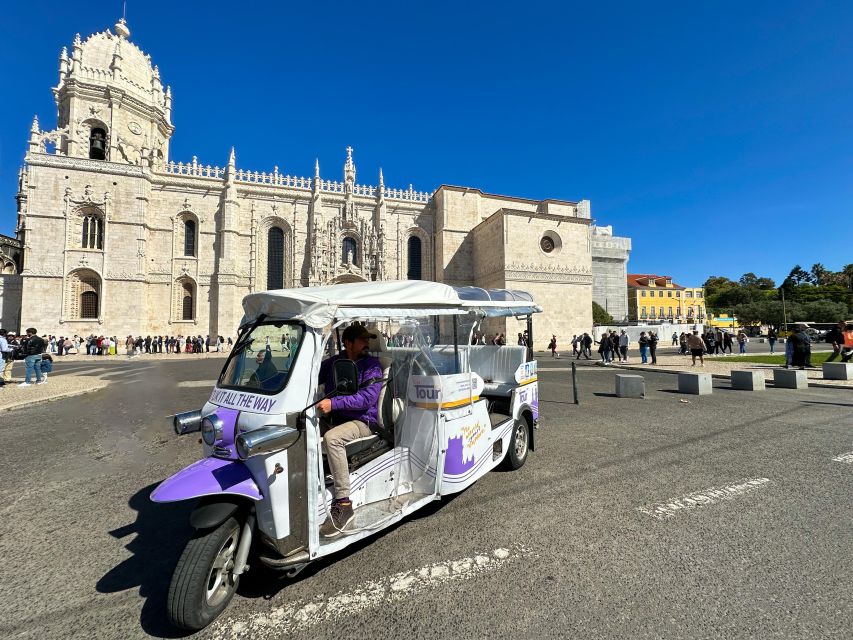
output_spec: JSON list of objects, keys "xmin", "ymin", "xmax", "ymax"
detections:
[{"xmin": 12, "ymin": 19, "xmax": 616, "ymax": 343}]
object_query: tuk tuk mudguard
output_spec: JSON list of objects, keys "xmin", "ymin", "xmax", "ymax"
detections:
[{"xmin": 151, "ymin": 457, "xmax": 263, "ymax": 504}]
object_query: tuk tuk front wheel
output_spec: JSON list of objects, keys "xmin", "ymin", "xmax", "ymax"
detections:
[
  {"xmin": 167, "ymin": 515, "xmax": 242, "ymax": 631},
  {"xmin": 503, "ymin": 415, "xmax": 530, "ymax": 470}
]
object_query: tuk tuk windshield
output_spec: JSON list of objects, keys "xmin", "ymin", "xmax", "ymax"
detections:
[{"xmin": 218, "ymin": 321, "xmax": 304, "ymax": 394}]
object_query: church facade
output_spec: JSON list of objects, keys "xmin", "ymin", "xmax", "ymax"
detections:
[{"xmin": 11, "ymin": 19, "xmax": 615, "ymax": 343}]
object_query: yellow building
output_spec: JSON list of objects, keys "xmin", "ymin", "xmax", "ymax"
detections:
[{"xmin": 627, "ymin": 274, "xmax": 706, "ymax": 323}]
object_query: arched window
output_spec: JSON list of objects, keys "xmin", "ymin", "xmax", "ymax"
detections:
[
  {"xmin": 267, "ymin": 227, "xmax": 285, "ymax": 290},
  {"xmin": 89, "ymin": 127, "xmax": 107, "ymax": 160},
  {"xmin": 81, "ymin": 213, "xmax": 103, "ymax": 249},
  {"xmin": 66, "ymin": 269, "xmax": 100, "ymax": 320},
  {"xmin": 181, "ymin": 281, "xmax": 194, "ymax": 320},
  {"xmin": 183, "ymin": 219, "xmax": 196, "ymax": 257},
  {"xmin": 341, "ymin": 237, "xmax": 358, "ymax": 266},
  {"xmin": 407, "ymin": 236, "xmax": 422, "ymax": 280}
]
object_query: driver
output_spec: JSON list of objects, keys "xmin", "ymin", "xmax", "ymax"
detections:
[
  {"xmin": 317, "ymin": 324, "xmax": 383, "ymax": 537},
  {"xmin": 248, "ymin": 347, "xmax": 278, "ymax": 389}
]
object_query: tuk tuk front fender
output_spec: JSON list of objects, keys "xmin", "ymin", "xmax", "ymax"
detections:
[{"xmin": 150, "ymin": 457, "xmax": 262, "ymax": 504}]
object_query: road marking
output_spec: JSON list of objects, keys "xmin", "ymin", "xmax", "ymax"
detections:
[
  {"xmin": 212, "ymin": 546, "xmax": 530, "ymax": 638},
  {"xmin": 832, "ymin": 451, "xmax": 853, "ymax": 464},
  {"xmin": 177, "ymin": 380, "xmax": 217, "ymax": 388},
  {"xmin": 638, "ymin": 478, "xmax": 771, "ymax": 520}
]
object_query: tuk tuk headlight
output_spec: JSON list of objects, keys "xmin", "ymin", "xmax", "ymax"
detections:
[
  {"xmin": 173, "ymin": 410, "xmax": 202, "ymax": 435},
  {"xmin": 200, "ymin": 415, "xmax": 223, "ymax": 446}
]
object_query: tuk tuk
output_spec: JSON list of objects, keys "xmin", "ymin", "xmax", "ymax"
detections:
[{"xmin": 152, "ymin": 280, "xmax": 541, "ymax": 630}]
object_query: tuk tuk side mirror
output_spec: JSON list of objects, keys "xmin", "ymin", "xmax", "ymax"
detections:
[{"xmin": 333, "ymin": 359, "xmax": 359, "ymax": 395}]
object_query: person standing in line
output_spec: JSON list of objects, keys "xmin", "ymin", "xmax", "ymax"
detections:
[
  {"xmin": 19, "ymin": 328, "xmax": 46, "ymax": 386},
  {"xmin": 767, "ymin": 327, "xmax": 778, "ymax": 354},
  {"xmin": 737, "ymin": 330, "xmax": 748, "ymax": 354},
  {"xmin": 0, "ymin": 329, "xmax": 14, "ymax": 387},
  {"xmin": 649, "ymin": 330, "xmax": 659, "ymax": 364},
  {"xmin": 638, "ymin": 331, "xmax": 649, "ymax": 364},
  {"xmin": 686, "ymin": 330, "xmax": 706, "ymax": 367},
  {"xmin": 672, "ymin": 331, "xmax": 678, "ymax": 346},
  {"xmin": 618, "ymin": 330, "xmax": 630, "ymax": 363}
]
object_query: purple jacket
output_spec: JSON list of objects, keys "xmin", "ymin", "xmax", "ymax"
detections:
[{"xmin": 319, "ymin": 353, "xmax": 383, "ymax": 427}]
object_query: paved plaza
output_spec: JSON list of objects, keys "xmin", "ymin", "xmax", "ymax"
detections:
[{"xmin": 0, "ymin": 355, "xmax": 850, "ymax": 639}]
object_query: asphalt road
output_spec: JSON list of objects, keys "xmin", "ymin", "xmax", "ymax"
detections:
[{"xmin": 1, "ymin": 357, "xmax": 851, "ymax": 639}]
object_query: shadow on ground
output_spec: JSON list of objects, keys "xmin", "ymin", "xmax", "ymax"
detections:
[{"xmin": 96, "ymin": 483, "xmax": 194, "ymax": 638}]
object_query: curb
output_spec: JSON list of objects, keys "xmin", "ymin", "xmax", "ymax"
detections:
[{"xmin": 0, "ymin": 380, "xmax": 109, "ymax": 413}]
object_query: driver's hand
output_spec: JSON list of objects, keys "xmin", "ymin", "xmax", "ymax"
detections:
[{"xmin": 317, "ymin": 398, "xmax": 332, "ymax": 414}]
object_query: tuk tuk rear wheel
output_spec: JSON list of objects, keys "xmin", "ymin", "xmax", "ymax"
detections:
[
  {"xmin": 503, "ymin": 415, "xmax": 530, "ymax": 470},
  {"xmin": 167, "ymin": 516, "xmax": 242, "ymax": 631}
]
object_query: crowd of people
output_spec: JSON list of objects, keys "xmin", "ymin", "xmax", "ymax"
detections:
[{"xmin": 0, "ymin": 327, "xmax": 236, "ymax": 389}]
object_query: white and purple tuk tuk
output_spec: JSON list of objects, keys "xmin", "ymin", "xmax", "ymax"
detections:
[{"xmin": 152, "ymin": 280, "xmax": 541, "ymax": 630}]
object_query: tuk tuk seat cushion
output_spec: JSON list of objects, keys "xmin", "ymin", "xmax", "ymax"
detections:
[{"xmin": 469, "ymin": 346, "xmax": 526, "ymax": 396}]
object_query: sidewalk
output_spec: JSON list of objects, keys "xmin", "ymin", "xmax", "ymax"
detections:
[
  {"xmin": 1, "ymin": 374, "xmax": 108, "ymax": 412},
  {"xmin": 610, "ymin": 351, "xmax": 853, "ymax": 389},
  {"xmin": 39, "ymin": 350, "xmax": 230, "ymax": 364}
]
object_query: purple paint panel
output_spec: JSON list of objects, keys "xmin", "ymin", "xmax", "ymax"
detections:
[
  {"xmin": 443, "ymin": 435, "xmax": 475, "ymax": 475},
  {"xmin": 214, "ymin": 406, "xmax": 240, "ymax": 459},
  {"xmin": 151, "ymin": 456, "xmax": 262, "ymax": 503}
]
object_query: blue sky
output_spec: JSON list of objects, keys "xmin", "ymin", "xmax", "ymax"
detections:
[{"xmin": 1, "ymin": 1, "xmax": 851, "ymax": 286}]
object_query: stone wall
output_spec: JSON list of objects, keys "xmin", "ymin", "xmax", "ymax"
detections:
[
  {"xmin": 0, "ymin": 275, "xmax": 22, "ymax": 331},
  {"xmin": 591, "ymin": 230, "xmax": 631, "ymax": 322}
]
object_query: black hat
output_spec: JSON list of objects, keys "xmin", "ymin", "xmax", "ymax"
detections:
[{"xmin": 342, "ymin": 324, "xmax": 377, "ymax": 343}]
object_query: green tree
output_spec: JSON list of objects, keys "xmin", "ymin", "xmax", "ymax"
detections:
[
  {"xmin": 801, "ymin": 300, "xmax": 849, "ymax": 323},
  {"xmin": 754, "ymin": 277, "xmax": 776, "ymax": 290},
  {"xmin": 810, "ymin": 263, "xmax": 831, "ymax": 286},
  {"xmin": 592, "ymin": 301, "xmax": 613, "ymax": 325}
]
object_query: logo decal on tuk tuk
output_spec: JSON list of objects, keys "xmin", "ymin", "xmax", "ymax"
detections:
[
  {"xmin": 413, "ymin": 384, "xmax": 440, "ymax": 401},
  {"xmin": 210, "ymin": 389, "xmax": 278, "ymax": 413}
]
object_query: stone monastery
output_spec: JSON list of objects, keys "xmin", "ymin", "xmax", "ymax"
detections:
[{"xmin": 7, "ymin": 18, "xmax": 628, "ymax": 341}]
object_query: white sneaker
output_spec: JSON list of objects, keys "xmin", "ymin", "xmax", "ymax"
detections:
[
  {"xmin": 18, "ymin": 382, "xmax": 31, "ymax": 387},
  {"xmin": 37, "ymin": 379, "xmax": 48, "ymax": 385},
  {"xmin": 41, "ymin": 373, "xmax": 48, "ymax": 380}
]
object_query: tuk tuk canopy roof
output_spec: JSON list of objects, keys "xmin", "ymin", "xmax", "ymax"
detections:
[{"xmin": 241, "ymin": 280, "xmax": 542, "ymax": 328}]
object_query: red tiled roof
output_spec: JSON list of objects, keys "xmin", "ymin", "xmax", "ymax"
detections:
[{"xmin": 627, "ymin": 273, "xmax": 686, "ymax": 289}]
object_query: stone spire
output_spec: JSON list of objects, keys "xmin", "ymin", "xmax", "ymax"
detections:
[
  {"xmin": 71, "ymin": 33, "xmax": 82, "ymax": 73},
  {"xmin": 313, "ymin": 158, "xmax": 321, "ymax": 193},
  {"xmin": 344, "ymin": 146, "xmax": 356, "ymax": 188},
  {"xmin": 28, "ymin": 116, "xmax": 41, "ymax": 153},
  {"xmin": 58, "ymin": 47, "xmax": 69, "ymax": 81},
  {"xmin": 377, "ymin": 168, "xmax": 385, "ymax": 200},
  {"xmin": 164, "ymin": 86, "xmax": 172, "ymax": 120}
]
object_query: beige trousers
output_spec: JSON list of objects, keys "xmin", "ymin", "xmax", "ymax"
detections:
[
  {"xmin": 323, "ymin": 419, "xmax": 372, "ymax": 500},
  {"xmin": 1, "ymin": 358, "xmax": 13, "ymax": 383}
]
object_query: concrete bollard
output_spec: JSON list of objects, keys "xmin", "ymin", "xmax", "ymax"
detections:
[
  {"xmin": 773, "ymin": 368, "xmax": 808, "ymax": 389},
  {"xmin": 731, "ymin": 370, "xmax": 765, "ymax": 391},
  {"xmin": 822, "ymin": 362, "xmax": 853, "ymax": 380},
  {"xmin": 678, "ymin": 372, "xmax": 712, "ymax": 395},
  {"xmin": 616, "ymin": 374, "xmax": 645, "ymax": 398}
]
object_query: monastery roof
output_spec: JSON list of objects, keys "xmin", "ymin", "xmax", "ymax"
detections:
[{"xmin": 69, "ymin": 20, "xmax": 164, "ymax": 106}]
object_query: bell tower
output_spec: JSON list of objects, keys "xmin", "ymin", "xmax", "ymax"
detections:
[{"xmin": 50, "ymin": 18, "xmax": 174, "ymax": 166}]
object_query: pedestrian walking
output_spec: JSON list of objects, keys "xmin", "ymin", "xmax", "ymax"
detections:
[
  {"xmin": 737, "ymin": 330, "xmax": 748, "ymax": 354},
  {"xmin": 825, "ymin": 321, "xmax": 846, "ymax": 362},
  {"xmin": 722, "ymin": 331, "xmax": 734, "ymax": 355},
  {"xmin": 548, "ymin": 335, "xmax": 559, "ymax": 358},
  {"xmin": 686, "ymin": 330, "xmax": 706, "ymax": 367},
  {"xmin": 679, "ymin": 332, "xmax": 688, "ymax": 355},
  {"xmin": 618, "ymin": 330, "xmax": 630, "ymax": 363},
  {"xmin": 571, "ymin": 334, "xmax": 579, "ymax": 358},
  {"xmin": 767, "ymin": 327, "xmax": 778, "ymax": 354},
  {"xmin": 579, "ymin": 333, "xmax": 592, "ymax": 360},
  {"xmin": 672, "ymin": 331, "xmax": 678, "ymax": 346}
]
